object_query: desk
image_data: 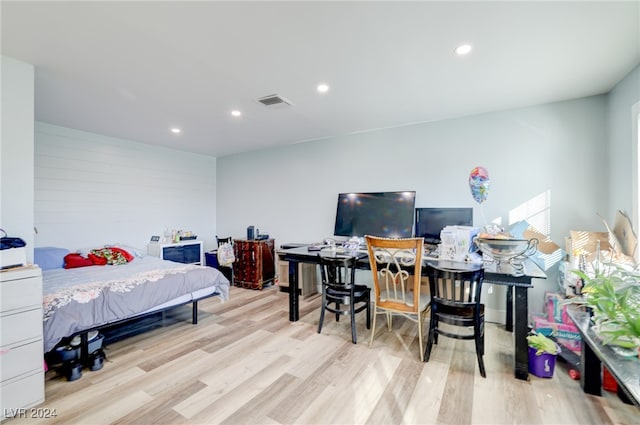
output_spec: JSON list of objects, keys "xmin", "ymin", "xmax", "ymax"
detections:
[
  {"xmin": 279, "ymin": 246, "xmax": 546, "ymax": 380},
  {"xmin": 567, "ymin": 307, "xmax": 639, "ymax": 407}
]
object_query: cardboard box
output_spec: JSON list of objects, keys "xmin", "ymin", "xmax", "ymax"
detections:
[
  {"xmin": 568, "ymin": 230, "xmax": 611, "ymax": 258},
  {"xmin": 545, "ymin": 291, "xmax": 571, "ymax": 325},
  {"xmin": 602, "ymin": 210, "xmax": 637, "ymax": 259},
  {"xmin": 567, "ymin": 210, "xmax": 637, "ymax": 267}
]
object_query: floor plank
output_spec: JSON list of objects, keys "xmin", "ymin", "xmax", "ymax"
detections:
[{"xmin": 5, "ymin": 285, "xmax": 638, "ymax": 425}]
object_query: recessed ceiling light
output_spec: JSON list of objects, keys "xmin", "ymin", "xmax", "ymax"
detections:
[
  {"xmin": 455, "ymin": 44, "xmax": 472, "ymax": 55},
  {"xmin": 317, "ymin": 83, "xmax": 330, "ymax": 93},
  {"xmin": 231, "ymin": 110, "xmax": 242, "ymax": 117},
  {"xmin": 170, "ymin": 127, "xmax": 181, "ymax": 134}
]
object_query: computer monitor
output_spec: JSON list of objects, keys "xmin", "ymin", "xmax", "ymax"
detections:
[
  {"xmin": 415, "ymin": 207, "xmax": 473, "ymax": 245},
  {"xmin": 334, "ymin": 191, "xmax": 416, "ymax": 239}
]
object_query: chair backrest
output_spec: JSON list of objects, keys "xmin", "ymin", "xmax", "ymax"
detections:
[
  {"xmin": 319, "ymin": 254, "xmax": 357, "ymax": 290},
  {"xmin": 365, "ymin": 235, "xmax": 424, "ymax": 313},
  {"xmin": 428, "ymin": 265, "xmax": 484, "ymax": 308},
  {"xmin": 216, "ymin": 236, "xmax": 233, "ymax": 247}
]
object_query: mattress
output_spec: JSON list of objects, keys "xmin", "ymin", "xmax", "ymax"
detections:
[{"xmin": 42, "ymin": 256, "xmax": 230, "ymax": 352}]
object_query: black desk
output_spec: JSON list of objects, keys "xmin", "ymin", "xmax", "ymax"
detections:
[
  {"xmin": 279, "ymin": 246, "xmax": 546, "ymax": 380},
  {"xmin": 567, "ymin": 307, "xmax": 639, "ymax": 407}
]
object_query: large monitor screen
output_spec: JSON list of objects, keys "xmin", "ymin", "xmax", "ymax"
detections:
[
  {"xmin": 415, "ymin": 207, "xmax": 473, "ymax": 244},
  {"xmin": 334, "ymin": 191, "xmax": 416, "ymax": 238}
]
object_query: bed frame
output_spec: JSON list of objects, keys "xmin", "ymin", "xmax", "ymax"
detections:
[{"xmin": 52, "ymin": 290, "xmax": 221, "ymax": 369}]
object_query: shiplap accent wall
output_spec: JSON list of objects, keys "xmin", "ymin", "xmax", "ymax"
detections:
[{"xmin": 34, "ymin": 123, "xmax": 217, "ymax": 252}]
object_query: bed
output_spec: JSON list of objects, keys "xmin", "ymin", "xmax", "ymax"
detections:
[{"xmin": 36, "ymin": 246, "xmax": 230, "ymax": 354}]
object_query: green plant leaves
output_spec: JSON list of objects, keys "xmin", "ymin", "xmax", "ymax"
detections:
[{"xmin": 574, "ymin": 265, "xmax": 640, "ymax": 348}]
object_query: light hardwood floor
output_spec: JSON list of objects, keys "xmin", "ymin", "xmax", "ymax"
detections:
[{"xmin": 5, "ymin": 285, "xmax": 639, "ymax": 425}]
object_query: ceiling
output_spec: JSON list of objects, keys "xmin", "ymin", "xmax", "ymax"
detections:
[{"xmin": 2, "ymin": 1, "xmax": 639, "ymax": 158}]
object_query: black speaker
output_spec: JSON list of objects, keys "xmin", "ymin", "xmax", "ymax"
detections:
[{"xmin": 247, "ymin": 226, "xmax": 255, "ymax": 240}]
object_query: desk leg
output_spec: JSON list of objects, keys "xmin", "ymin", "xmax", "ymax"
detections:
[
  {"xmin": 513, "ymin": 286, "xmax": 529, "ymax": 380},
  {"xmin": 580, "ymin": 339, "xmax": 602, "ymax": 396},
  {"xmin": 505, "ymin": 286, "xmax": 513, "ymax": 332},
  {"xmin": 288, "ymin": 260, "xmax": 300, "ymax": 322}
]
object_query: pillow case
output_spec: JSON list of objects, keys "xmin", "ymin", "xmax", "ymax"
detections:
[{"xmin": 35, "ymin": 247, "xmax": 70, "ymax": 270}]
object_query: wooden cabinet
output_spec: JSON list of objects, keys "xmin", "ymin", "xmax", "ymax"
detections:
[
  {"xmin": 233, "ymin": 239, "xmax": 275, "ymax": 290},
  {"xmin": 147, "ymin": 240, "xmax": 204, "ymax": 265},
  {"xmin": 1, "ymin": 266, "xmax": 45, "ymax": 418}
]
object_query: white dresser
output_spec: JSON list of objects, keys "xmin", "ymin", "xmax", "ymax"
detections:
[
  {"xmin": 0, "ymin": 266, "xmax": 44, "ymax": 418},
  {"xmin": 147, "ymin": 240, "xmax": 204, "ymax": 265}
]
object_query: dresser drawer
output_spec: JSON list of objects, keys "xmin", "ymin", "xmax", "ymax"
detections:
[
  {"xmin": 0, "ymin": 370, "xmax": 45, "ymax": 418},
  {"xmin": 0, "ymin": 309, "xmax": 42, "ymax": 348},
  {"xmin": 0, "ymin": 270, "xmax": 42, "ymax": 313},
  {"xmin": 1, "ymin": 340, "xmax": 43, "ymax": 382}
]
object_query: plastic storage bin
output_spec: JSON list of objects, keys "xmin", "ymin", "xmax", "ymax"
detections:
[{"xmin": 528, "ymin": 346, "xmax": 558, "ymax": 378}]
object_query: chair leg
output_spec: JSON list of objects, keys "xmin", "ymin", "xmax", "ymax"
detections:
[
  {"xmin": 350, "ymin": 302, "xmax": 357, "ymax": 344},
  {"xmin": 369, "ymin": 304, "xmax": 377, "ymax": 348},
  {"xmin": 335, "ymin": 302, "xmax": 340, "ymax": 322},
  {"xmin": 424, "ymin": 311, "xmax": 436, "ymax": 362},
  {"xmin": 365, "ymin": 300, "xmax": 371, "ymax": 329},
  {"xmin": 433, "ymin": 316, "xmax": 439, "ymax": 345},
  {"xmin": 475, "ymin": 322, "xmax": 486, "ymax": 378},
  {"xmin": 318, "ymin": 295, "xmax": 326, "ymax": 334},
  {"xmin": 417, "ymin": 312, "xmax": 424, "ymax": 362},
  {"xmin": 386, "ymin": 311, "xmax": 392, "ymax": 331}
]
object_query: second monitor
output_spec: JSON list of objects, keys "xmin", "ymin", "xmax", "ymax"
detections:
[{"xmin": 415, "ymin": 207, "xmax": 473, "ymax": 245}]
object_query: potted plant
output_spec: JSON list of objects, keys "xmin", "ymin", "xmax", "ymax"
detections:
[
  {"xmin": 527, "ymin": 332, "xmax": 561, "ymax": 378},
  {"xmin": 572, "ymin": 264, "xmax": 640, "ymax": 354}
]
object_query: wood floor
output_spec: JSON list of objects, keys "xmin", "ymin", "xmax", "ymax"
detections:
[{"xmin": 6, "ymin": 285, "xmax": 639, "ymax": 425}]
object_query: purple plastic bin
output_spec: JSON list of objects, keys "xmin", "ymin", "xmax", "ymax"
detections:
[{"xmin": 528, "ymin": 346, "xmax": 557, "ymax": 378}]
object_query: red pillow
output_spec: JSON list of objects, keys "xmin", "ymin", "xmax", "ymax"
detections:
[
  {"xmin": 110, "ymin": 247, "xmax": 134, "ymax": 262},
  {"xmin": 87, "ymin": 253, "xmax": 108, "ymax": 265},
  {"xmin": 63, "ymin": 253, "xmax": 94, "ymax": 269}
]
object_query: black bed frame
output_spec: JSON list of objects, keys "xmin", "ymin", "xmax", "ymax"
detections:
[{"xmin": 51, "ymin": 291, "xmax": 220, "ymax": 369}]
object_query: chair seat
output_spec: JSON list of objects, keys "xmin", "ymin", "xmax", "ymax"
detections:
[
  {"xmin": 435, "ymin": 302, "xmax": 484, "ymax": 319},
  {"xmin": 379, "ymin": 291, "xmax": 430, "ymax": 311},
  {"xmin": 327, "ymin": 284, "xmax": 370, "ymax": 299}
]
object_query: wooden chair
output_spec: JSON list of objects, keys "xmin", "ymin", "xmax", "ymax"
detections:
[
  {"xmin": 425, "ymin": 263, "xmax": 486, "ymax": 377},
  {"xmin": 365, "ymin": 235, "xmax": 430, "ymax": 361},
  {"xmin": 318, "ymin": 254, "xmax": 371, "ymax": 344}
]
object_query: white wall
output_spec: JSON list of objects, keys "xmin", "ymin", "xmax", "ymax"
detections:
[
  {"xmin": 607, "ymin": 65, "xmax": 640, "ymax": 226},
  {"xmin": 218, "ymin": 96, "xmax": 608, "ymax": 246},
  {"xmin": 217, "ymin": 96, "xmax": 610, "ymax": 317},
  {"xmin": 1, "ymin": 56, "xmax": 35, "ymax": 262},
  {"xmin": 34, "ymin": 123, "xmax": 218, "ymax": 252}
]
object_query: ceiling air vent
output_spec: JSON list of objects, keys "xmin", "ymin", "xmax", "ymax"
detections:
[{"xmin": 256, "ymin": 94, "xmax": 294, "ymax": 108}]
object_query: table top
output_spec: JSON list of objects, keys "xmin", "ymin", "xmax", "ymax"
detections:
[
  {"xmin": 278, "ymin": 245, "xmax": 546, "ymax": 283},
  {"xmin": 567, "ymin": 306, "xmax": 640, "ymax": 407}
]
